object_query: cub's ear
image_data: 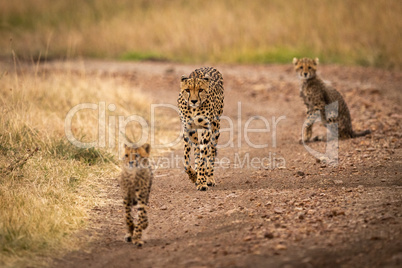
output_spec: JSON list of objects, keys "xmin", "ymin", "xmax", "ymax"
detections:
[
  {"xmin": 124, "ymin": 144, "xmax": 128, "ymax": 148},
  {"xmin": 203, "ymin": 75, "xmax": 210, "ymax": 82},
  {"xmin": 181, "ymin": 75, "xmax": 188, "ymax": 82},
  {"xmin": 142, "ymin": 143, "xmax": 150, "ymax": 154},
  {"xmin": 292, "ymin": 57, "xmax": 299, "ymax": 65},
  {"xmin": 314, "ymin": 58, "xmax": 319, "ymax": 65}
]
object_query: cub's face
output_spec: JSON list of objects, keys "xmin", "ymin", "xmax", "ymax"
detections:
[
  {"xmin": 293, "ymin": 57, "xmax": 319, "ymax": 80},
  {"xmin": 123, "ymin": 143, "xmax": 150, "ymax": 168},
  {"xmin": 180, "ymin": 76, "xmax": 210, "ymax": 108}
]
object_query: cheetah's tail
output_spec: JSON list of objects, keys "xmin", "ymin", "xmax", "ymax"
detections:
[{"xmin": 352, "ymin": 129, "xmax": 371, "ymax": 138}]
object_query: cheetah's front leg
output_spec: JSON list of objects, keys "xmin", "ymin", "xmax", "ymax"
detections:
[
  {"xmin": 183, "ymin": 131, "xmax": 197, "ymax": 183},
  {"xmin": 123, "ymin": 197, "xmax": 134, "ymax": 243},
  {"xmin": 196, "ymin": 129, "xmax": 212, "ymax": 191},
  {"xmin": 132, "ymin": 203, "xmax": 148, "ymax": 247},
  {"xmin": 302, "ymin": 110, "xmax": 320, "ymax": 143},
  {"xmin": 193, "ymin": 133, "xmax": 201, "ymax": 174},
  {"xmin": 207, "ymin": 122, "xmax": 220, "ymax": 187},
  {"xmin": 324, "ymin": 103, "xmax": 340, "ymax": 141}
]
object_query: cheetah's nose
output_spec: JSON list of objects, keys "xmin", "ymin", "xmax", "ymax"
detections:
[
  {"xmin": 191, "ymin": 100, "xmax": 197, "ymax": 104},
  {"xmin": 129, "ymin": 161, "xmax": 134, "ymax": 167},
  {"xmin": 304, "ymin": 73, "xmax": 308, "ymax": 77}
]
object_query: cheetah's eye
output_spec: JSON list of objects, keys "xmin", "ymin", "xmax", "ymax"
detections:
[
  {"xmin": 199, "ymin": 89, "xmax": 204, "ymax": 92},
  {"xmin": 125, "ymin": 154, "xmax": 129, "ymax": 158},
  {"xmin": 299, "ymin": 66, "xmax": 303, "ymax": 70},
  {"xmin": 185, "ymin": 88, "xmax": 190, "ymax": 92},
  {"xmin": 308, "ymin": 66, "xmax": 312, "ymax": 70}
]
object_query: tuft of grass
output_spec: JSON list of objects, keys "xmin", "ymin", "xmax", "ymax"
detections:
[
  {"xmin": 0, "ymin": 0, "xmax": 401, "ymax": 69},
  {"xmin": 50, "ymin": 139, "xmax": 116, "ymax": 165}
]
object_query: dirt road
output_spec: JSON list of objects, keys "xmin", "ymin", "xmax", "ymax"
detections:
[{"xmin": 52, "ymin": 61, "xmax": 401, "ymax": 268}]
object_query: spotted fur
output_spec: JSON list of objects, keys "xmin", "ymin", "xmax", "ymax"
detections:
[
  {"xmin": 119, "ymin": 143, "xmax": 152, "ymax": 247},
  {"xmin": 178, "ymin": 67, "xmax": 224, "ymax": 191},
  {"xmin": 293, "ymin": 57, "xmax": 371, "ymax": 142}
]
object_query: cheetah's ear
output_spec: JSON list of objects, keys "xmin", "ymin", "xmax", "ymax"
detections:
[
  {"xmin": 142, "ymin": 143, "xmax": 150, "ymax": 154},
  {"xmin": 314, "ymin": 58, "xmax": 319, "ymax": 65},
  {"xmin": 203, "ymin": 75, "xmax": 210, "ymax": 82},
  {"xmin": 292, "ymin": 57, "xmax": 298, "ymax": 65},
  {"xmin": 124, "ymin": 144, "xmax": 128, "ymax": 148},
  {"xmin": 181, "ymin": 75, "xmax": 188, "ymax": 82}
]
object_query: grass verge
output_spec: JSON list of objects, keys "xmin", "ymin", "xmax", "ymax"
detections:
[{"xmin": 0, "ymin": 56, "xmax": 173, "ymax": 267}]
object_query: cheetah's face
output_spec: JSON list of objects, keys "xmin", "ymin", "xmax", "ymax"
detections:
[
  {"xmin": 293, "ymin": 57, "xmax": 319, "ymax": 80},
  {"xmin": 123, "ymin": 143, "xmax": 150, "ymax": 168},
  {"xmin": 180, "ymin": 76, "xmax": 210, "ymax": 108}
]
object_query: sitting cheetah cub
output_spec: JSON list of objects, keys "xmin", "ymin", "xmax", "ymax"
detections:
[
  {"xmin": 293, "ymin": 57, "xmax": 371, "ymax": 142},
  {"xmin": 119, "ymin": 143, "xmax": 153, "ymax": 247}
]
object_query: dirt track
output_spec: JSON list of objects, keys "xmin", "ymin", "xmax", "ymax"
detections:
[{"xmin": 52, "ymin": 61, "xmax": 401, "ymax": 268}]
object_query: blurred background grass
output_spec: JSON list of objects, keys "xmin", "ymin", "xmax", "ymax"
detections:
[{"xmin": 0, "ymin": 0, "xmax": 401, "ymax": 69}]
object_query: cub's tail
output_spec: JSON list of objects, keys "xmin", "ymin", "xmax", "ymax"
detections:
[{"xmin": 352, "ymin": 129, "xmax": 371, "ymax": 138}]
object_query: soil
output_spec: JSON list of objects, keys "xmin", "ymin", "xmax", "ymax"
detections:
[{"xmin": 51, "ymin": 61, "xmax": 402, "ymax": 268}]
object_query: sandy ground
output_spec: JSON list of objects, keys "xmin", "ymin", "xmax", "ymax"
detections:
[{"xmin": 48, "ymin": 60, "xmax": 402, "ymax": 268}]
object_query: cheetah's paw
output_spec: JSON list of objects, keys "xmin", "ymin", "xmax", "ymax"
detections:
[
  {"xmin": 133, "ymin": 240, "xmax": 144, "ymax": 247},
  {"xmin": 207, "ymin": 177, "xmax": 216, "ymax": 187},
  {"xmin": 196, "ymin": 184, "xmax": 208, "ymax": 191},
  {"xmin": 124, "ymin": 235, "xmax": 132, "ymax": 243},
  {"xmin": 312, "ymin": 135, "xmax": 325, "ymax": 142},
  {"xmin": 186, "ymin": 168, "xmax": 197, "ymax": 183},
  {"xmin": 299, "ymin": 138, "xmax": 311, "ymax": 144}
]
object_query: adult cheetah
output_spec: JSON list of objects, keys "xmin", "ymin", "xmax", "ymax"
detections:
[{"xmin": 178, "ymin": 67, "xmax": 224, "ymax": 191}]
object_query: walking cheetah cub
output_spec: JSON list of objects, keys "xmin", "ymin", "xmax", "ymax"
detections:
[
  {"xmin": 119, "ymin": 143, "xmax": 152, "ymax": 247},
  {"xmin": 293, "ymin": 57, "xmax": 371, "ymax": 142}
]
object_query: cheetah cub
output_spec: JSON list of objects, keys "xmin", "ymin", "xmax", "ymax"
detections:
[
  {"xmin": 119, "ymin": 143, "xmax": 152, "ymax": 247},
  {"xmin": 293, "ymin": 57, "xmax": 371, "ymax": 142}
]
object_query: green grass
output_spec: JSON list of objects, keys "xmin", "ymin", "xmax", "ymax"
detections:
[
  {"xmin": 50, "ymin": 139, "xmax": 116, "ymax": 165},
  {"xmin": 231, "ymin": 47, "xmax": 316, "ymax": 64},
  {"xmin": 120, "ymin": 51, "xmax": 167, "ymax": 62}
]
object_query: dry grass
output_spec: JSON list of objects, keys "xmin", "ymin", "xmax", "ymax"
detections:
[
  {"xmin": 0, "ymin": 57, "xmax": 176, "ymax": 267},
  {"xmin": 0, "ymin": 0, "xmax": 401, "ymax": 69}
]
